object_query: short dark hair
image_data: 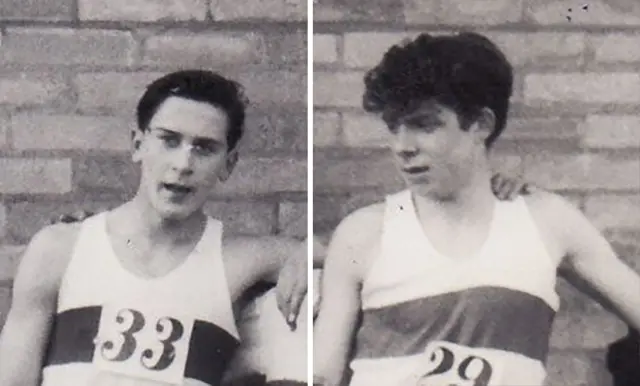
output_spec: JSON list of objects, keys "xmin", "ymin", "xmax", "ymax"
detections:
[
  {"xmin": 363, "ymin": 32, "xmax": 513, "ymax": 148},
  {"xmin": 137, "ymin": 70, "xmax": 248, "ymax": 151}
]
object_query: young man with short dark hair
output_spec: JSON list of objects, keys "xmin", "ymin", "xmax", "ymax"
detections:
[{"xmin": 0, "ymin": 70, "xmax": 308, "ymax": 386}]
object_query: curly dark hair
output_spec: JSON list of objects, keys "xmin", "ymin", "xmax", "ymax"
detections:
[
  {"xmin": 363, "ymin": 32, "xmax": 513, "ymax": 148},
  {"xmin": 137, "ymin": 70, "xmax": 249, "ymax": 151}
]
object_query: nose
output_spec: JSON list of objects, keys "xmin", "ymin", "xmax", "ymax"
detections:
[
  {"xmin": 394, "ymin": 125, "xmax": 418, "ymax": 157},
  {"xmin": 170, "ymin": 144, "xmax": 194, "ymax": 175}
]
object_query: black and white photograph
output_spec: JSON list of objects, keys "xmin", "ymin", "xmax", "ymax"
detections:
[
  {"xmin": 0, "ymin": 1, "xmax": 308, "ymax": 386},
  {"xmin": 313, "ymin": 1, "xmax": 640, "ymax": 386}
]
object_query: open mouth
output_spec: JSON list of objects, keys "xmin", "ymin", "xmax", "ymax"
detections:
[
  {"xmin": 402, "ymin": 165, "xmax": 430, "ymax": 174},
  {"xmin": 161, "ymin": 183, "xmax": 194, "ymax": 195}
]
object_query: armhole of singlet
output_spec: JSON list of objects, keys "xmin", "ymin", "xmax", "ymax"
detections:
[
  {"xmin": 360, "ymin": 192, "xmax": 403, "ymax": 294},
  {"xmin": 57, "ymin": 214, "xmax": 101, "ymax": 308},
  {"xmin": 515, "ymin": 196, "xmax": 561, "ymax": 271},
  {"xmin": 211, "ymin": 218, "xmax": 241, "ymax": 340}
]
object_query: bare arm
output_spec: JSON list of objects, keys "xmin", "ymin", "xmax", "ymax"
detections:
[
  {"xmin": 532, "ymin": 192, "xmax": 640, "ymax": 328},
  {"xmin": 225, "ymin": 235, "xmax": 307, "ymax": 328},
  {"xmin": 313, "ymin": 205, "xmax": 383, "ymax": 386},
  {"xmin": 0, "ymin": 224, "xmax": 77, "ymax": 386}
]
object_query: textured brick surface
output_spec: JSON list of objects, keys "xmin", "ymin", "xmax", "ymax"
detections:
[
  {"xmin": 11, "ymin": 114, "xmax": 131, "ymax": 151},
  {"xmin": 74, "ymin": 72, "xmax": 164, "ymax": 113},
  {"xmin": 217, "ymin": 157, "xmax": 307, "ymax": 196},
  {"xmin": 0, "ymin": 246, "xmax": 23, "ymax": 282},
  {"xmin": 524, "ymin": 73, "xmax": 640, "ymax": 104},
  {"xmin": 0, "ymin": 0, "xmax": 73, "ymax": 21},
  {"xmin": 236, "ymin": 71, "xmax": 307, "ymax": 108},
  {"xmin": 0, "ymin": 204, "xmax": 5, "ymax": 240},
  {"xmin": 314, "ymin": 71, "xmax": 364, "ymax": 108},
  {"xmin": 488, "ymin": 32, "xmax": 586, "ymax": 68},
  {"xmin": 0, "ymin": 113, "xmax": 9, "ymax": 149},
  {"xmin": 0, "ymin": 28, "xmax": 136, "ymax": 67},
  {"xmin": 314, "ymin": 0, "xmax": 402, "ymax": 22},
  {"xmin": 142, "ymin": 32, "xmax": 267, "ymax": 68},
  {"xmin": 343, "ymin": 32, "xmax": 408, "ymax": 69},
  {"xmin": 581, "ymin": 115, "xmax": 640, "ymax": 148},
  {"xmin": 416, "ymin": 0, "xmax": 524, "ymax": 25},
  {"xmin": 0, "ymin": 159, "xmax": 72, "ymax": 194},
  {"xmin": 79, "ymin": 0, "xmax": 208, "ymax": 21},
  {"xmin": 210, "ymin": 0, "xmax": 306, "ymax": 21},
  {"xmin": 527, "ymin": 0, "xmax": 640, "ymax": 26},
  {"xmin": 242, "ymin": 109, "xmax": 307, "ymax": 152},
  {"xmin": 313, "ymin": 111, "xmax": 341, "ymax": 147},
  {"xmin": 7, "ymin": 201, "xmax": 117, "ymax": 244},
  {"xmin": 585, "ymin": 195, "xmax": 640, "ymax": 230},
  {"xmin": 278, "ymin": 201, "xmax": 307, "ymax": 237},
  {"xmin": 591, "ymin": 33, "xmax": 640, "ymax": 63},
  {"xmin": 342, "ymin": 113, "xmax": 388, "ymax": 148},
  {"xmin": 205, "ymin": 201, "xmax": 277, "ymax": 235},
  {"xmin": 313, "ymin": 34, "xmax": 339, "ymax": 64},
  {"xmin": 0, "ymin": 73, "xmax": 68, "ymax": 107}
]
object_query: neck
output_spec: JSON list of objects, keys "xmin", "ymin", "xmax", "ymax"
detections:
[
  {"xmin": 414, "ymin": 165, "xmax": 495, "ymax": 221},
  {"xmin": 120, "ymin": 192, "xmax": 206, "ymax": 246}
]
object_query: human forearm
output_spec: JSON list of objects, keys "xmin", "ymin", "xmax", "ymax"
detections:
[
  {"xmin": 0, "ymin": 314, "xmax": 49, "ymax": 386},
  {"xmin": 313, "ymin": 278, "xmax": 361, "ymax": 386}
]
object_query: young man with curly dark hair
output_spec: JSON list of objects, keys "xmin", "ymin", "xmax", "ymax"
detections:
[
  {"xmin": 313, "ymin": 32, "xmax": 640, "ymax": 386},
  {"xmin": 0, "ymin": 70, "xmax": 308, "ymax": 386}
]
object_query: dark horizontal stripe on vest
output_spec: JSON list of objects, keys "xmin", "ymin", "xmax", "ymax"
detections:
[
  {"xmin": 355, "ymin": 286, "xmax": 555, "ymax": 362},
  {"xmin": 44, "ymin": 306, "xmax": 240, "ymax": 386}
]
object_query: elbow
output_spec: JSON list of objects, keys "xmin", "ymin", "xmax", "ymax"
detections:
[
  {"xmin": 313, "ymin": 373, "xmax": 340, "ymax": 386},
  {"xmin": 313, "ymin": 358, "xmax": 344, "ymax": 386}
]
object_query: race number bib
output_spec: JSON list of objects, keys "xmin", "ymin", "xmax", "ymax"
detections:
[
  {"xmin": 93, "ymin": 305, "xmax": 194, "ymax": 385},
  {"xmin": 416, "ymin": 341, "xmax": 504, "ymax": 386}
]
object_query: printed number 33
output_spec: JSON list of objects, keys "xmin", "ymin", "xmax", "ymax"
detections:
[
  {"xmin": 419, "ymin": 346, "xmax": 493, "ymax": 386},
  {"xmin": 100, "ymin": 308, "xmax": 185, "ymax": 371}
]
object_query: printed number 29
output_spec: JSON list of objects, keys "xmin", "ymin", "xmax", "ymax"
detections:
[
  {"xmin": 100, "ymin": 309, "xmax": 185, "ymax": 371},
  {"xmin": 422, "ymin": 346, "xmax": 493, "ymax": 386}
]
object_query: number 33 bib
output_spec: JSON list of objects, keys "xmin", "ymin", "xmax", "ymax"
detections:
[
  {"xmin": 92, "ymin": 305, "xmax": 195, "ymax": 385},
  {"xmin": 416, "ymin": 341, "xmax": 504, "ymax": 386}
]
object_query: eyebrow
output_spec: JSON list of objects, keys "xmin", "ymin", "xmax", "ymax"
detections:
[{"xmin": 152, "ymin": 127, "xmax": 225, "ymax": 146}]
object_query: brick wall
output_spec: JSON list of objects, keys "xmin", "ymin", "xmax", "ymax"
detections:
[
  {"xmin": 313, "ymin": 1, "xmax": 640, "ymax": 385},
  {"xmin": 0, "ymin": 0, "xmax": 307, "ymax": 334}
]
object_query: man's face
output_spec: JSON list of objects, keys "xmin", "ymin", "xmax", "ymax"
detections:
[
  {"xmin": 133, "ymin": 96, "xmax": 235, "ymax": 220},
  {"xmin": 385, "ymin": 100, "xmax": 481, "ymax": 200}
]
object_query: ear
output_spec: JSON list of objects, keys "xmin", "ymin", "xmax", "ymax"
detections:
[
  {"xmin": 469, "ymin": 108, "xmax": 495, "ymax": 146},
  {"xmin": 131, "ymin": 128, "xmax": 145, "ymax": 163},
  {"xmin": 218, "ymin": 148, "xmax": 239, "ymax": 182}
]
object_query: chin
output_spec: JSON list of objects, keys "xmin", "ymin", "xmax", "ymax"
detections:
[{"xmin": 155, "ymin": 204, "xmax": 198, "ymax": 222}]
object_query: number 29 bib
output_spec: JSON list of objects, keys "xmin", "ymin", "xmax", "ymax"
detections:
[
  {"xmin": 416, "ymin": 341, "xmax": 504, "ymax": 386},
  {"xmin": 92, "ymin": 304, "xmax": 195, "ymax": 385}
]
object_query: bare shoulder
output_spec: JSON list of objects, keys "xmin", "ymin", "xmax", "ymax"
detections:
[
  {"xmin": 326, "ymin": 202, "xmax": 386, "ymax": 279},
  {"xmin": 523, "ymin": 189, "xmax": 584, "ymax": 227},
  {"xmin": 333, "ymin": 202, "xmax": 386, "ymax": 244},
  {"xmin": 522, "ymin": 190, "xmax": 594, "ymax": 264},
  {"xmin": 14, "ymin": 222, "xmax": 81, "ymax": 292}
]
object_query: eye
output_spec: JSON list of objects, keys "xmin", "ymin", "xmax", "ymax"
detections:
[
  {"xmin": 192, "ymin": 140, "xmax": 221, "ymax": 156},
  {"xmin": 159, "ymin": 134, "xmax": 180, "ymax": 148},
  {"xmin": 406, "ymin": 117, "xmax": 442, "ymax": 133}
]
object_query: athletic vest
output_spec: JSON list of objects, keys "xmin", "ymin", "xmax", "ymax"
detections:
[
  {"xmin": 349, "ymin": 190, "xmax": 560, "ymax": 386},
  {"xmin": 41, "ymin": 212, "xmax": 240, "ymax": 386}
]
